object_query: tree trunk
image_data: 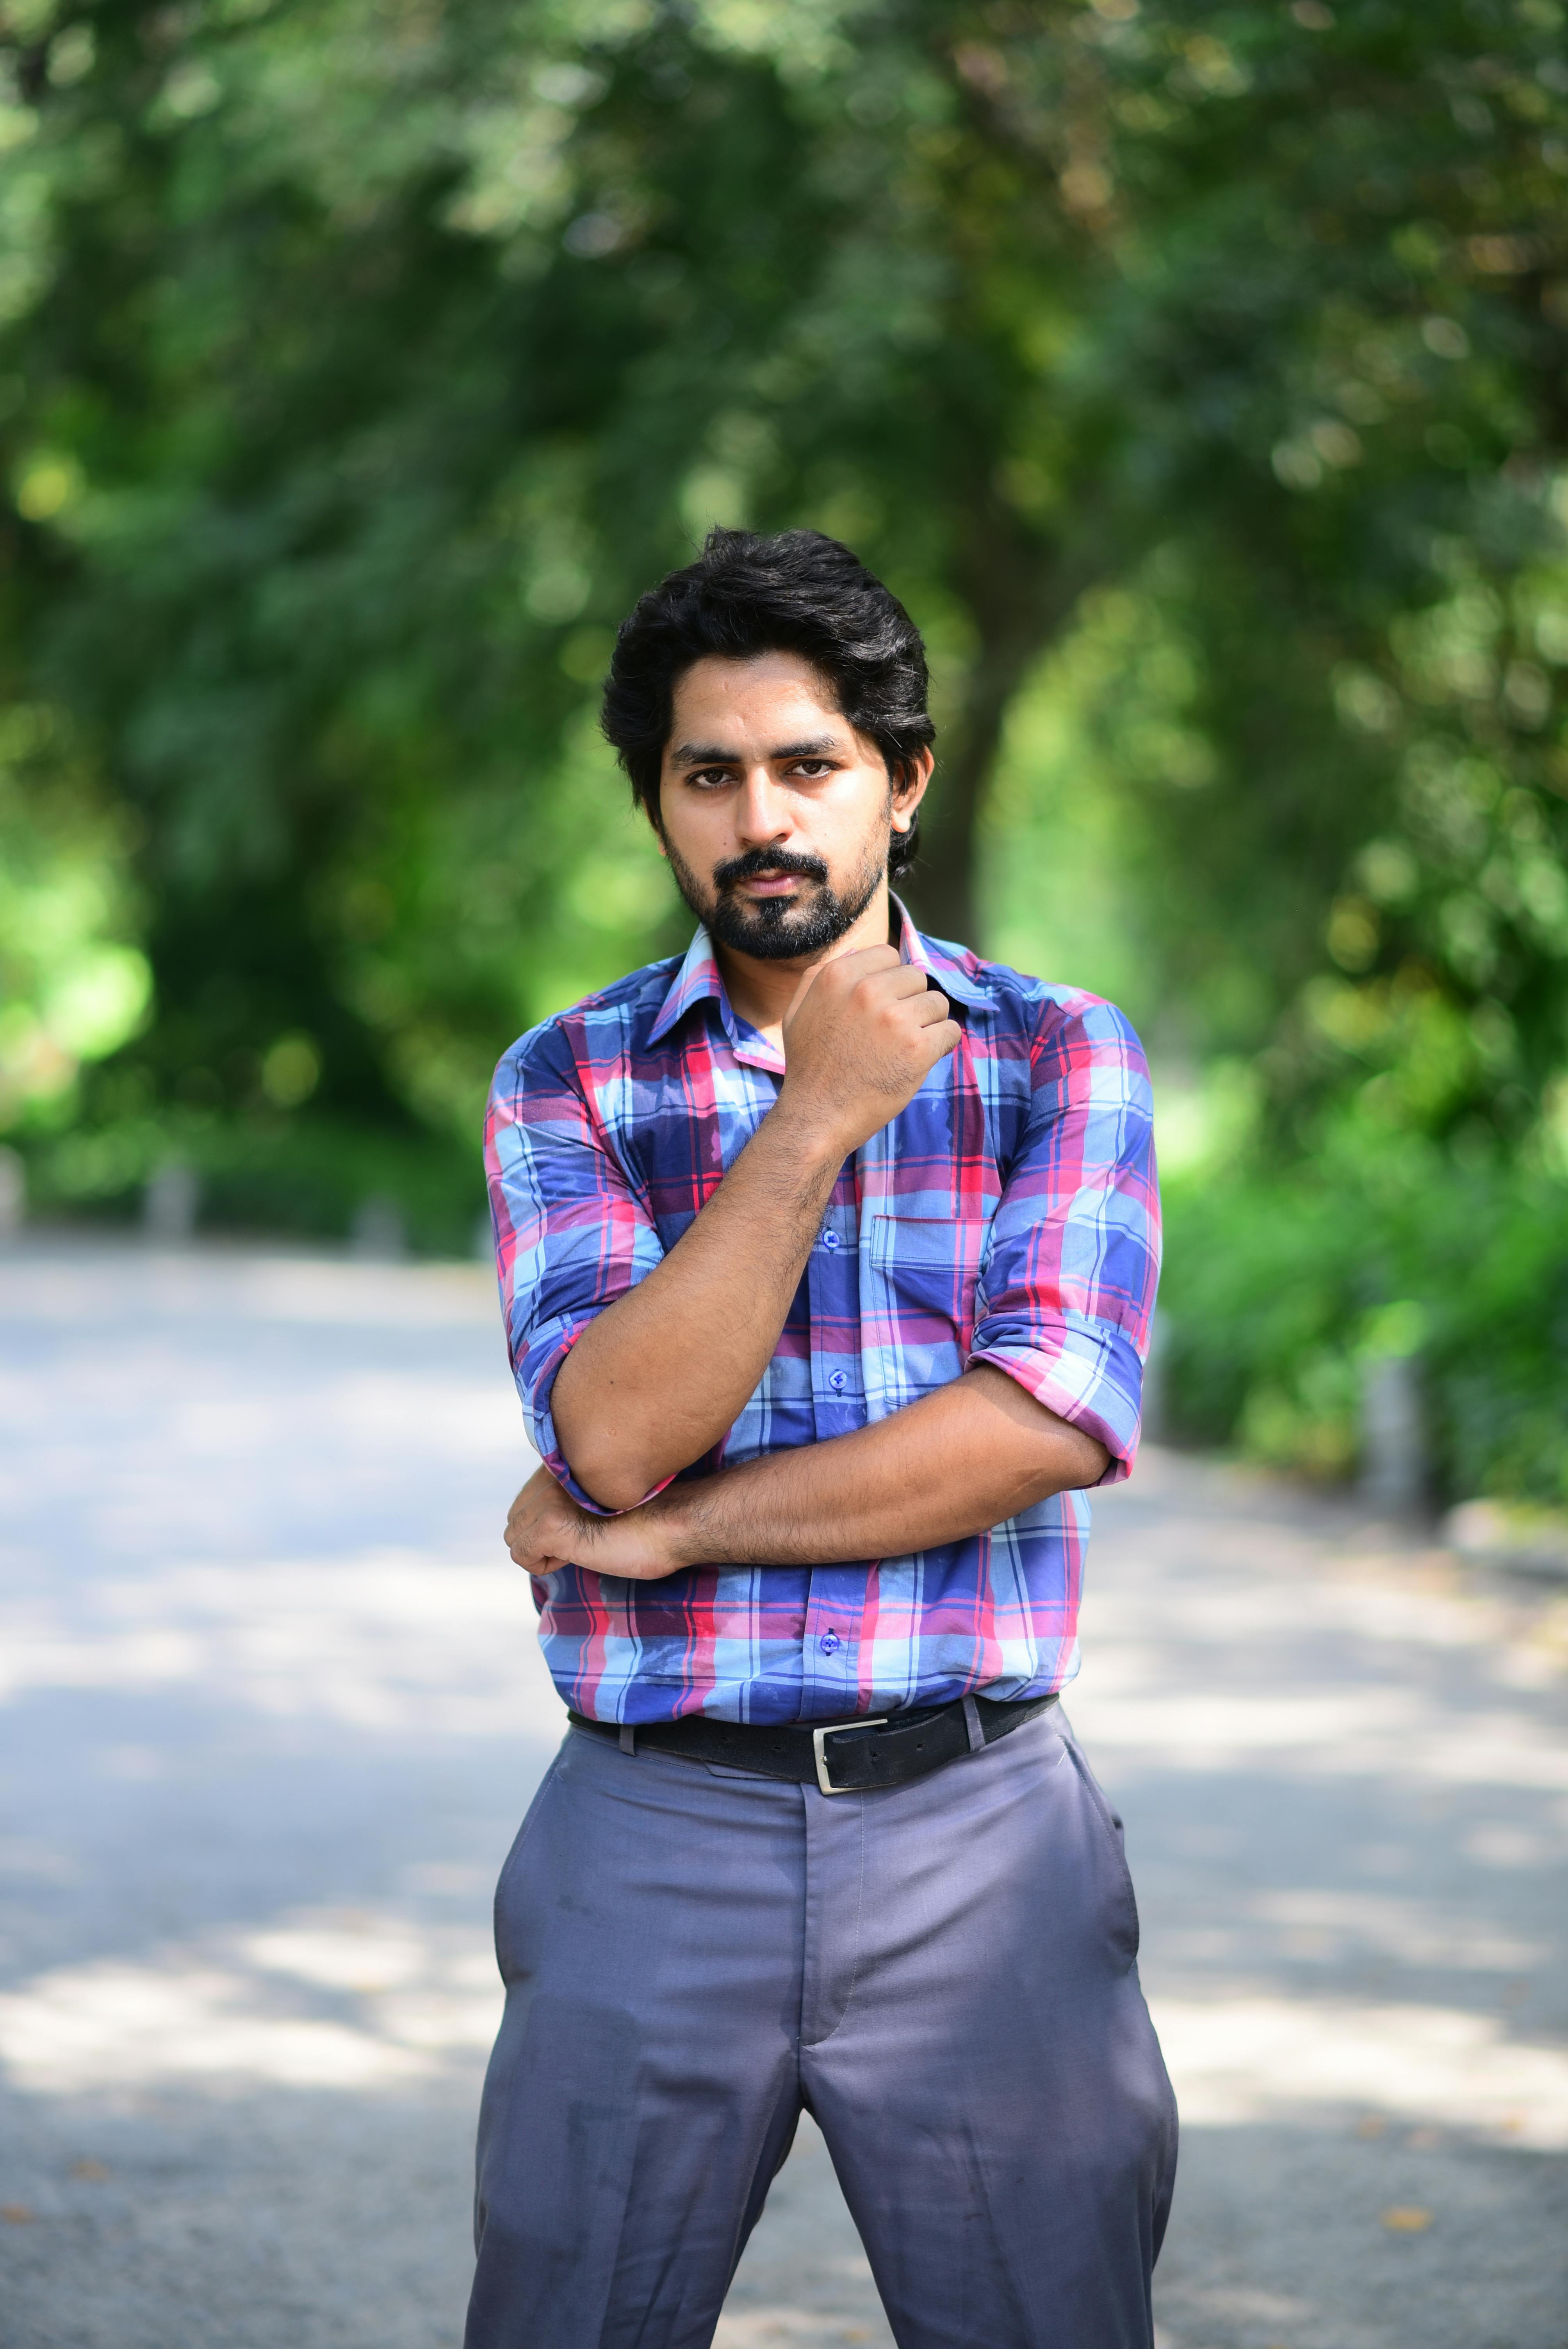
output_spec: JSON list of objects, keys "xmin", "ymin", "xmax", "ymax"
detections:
[{"xmin": 901, "ymin": 498, "xmax": 1098, "ymax": 951}]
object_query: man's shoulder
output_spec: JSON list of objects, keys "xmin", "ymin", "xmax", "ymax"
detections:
[
  {"xmin": 918, "ymin": 930, "xmax": 1144, "ymax": 1054},
  {"xmin": 492, "ymin": 954, "xmax": 684, "ymax": 1093}
]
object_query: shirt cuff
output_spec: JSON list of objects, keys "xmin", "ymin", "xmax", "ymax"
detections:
[{"xmin": 969, "ymin": 1312, "xmax": 1145, "ymax": 1487}]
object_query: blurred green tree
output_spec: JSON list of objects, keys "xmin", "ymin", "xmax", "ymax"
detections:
[{"xmin": 0, "ymin": 0, "xmax": 1565, "ymax": 1227}]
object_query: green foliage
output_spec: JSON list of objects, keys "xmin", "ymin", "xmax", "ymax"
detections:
[
  {"xmin": 1160, "ymin": 1119, "xmax": 1568, "ymax": 1505},
  {"xmin": 3, "ymin": 0, "xmax": 1562, "ymax": 1125},
  {"xmin": 0, "ymin": 702, "xmax": 151, "ymax": 1130},
  {"xmin": 25, "ymin": 1102, "xmax": 480, "ymax": 1251}
]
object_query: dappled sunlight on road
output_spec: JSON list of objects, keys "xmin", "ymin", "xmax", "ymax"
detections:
[
  {"xmin": 0, "ymin": 1552, "xmax": 554, "ymax": 1732},
  {"xmin": 0, "ymin": 1906, "xmax": 501, "ymax": 2095},
  {"xmin": 1081, "ymin": 1681, "xmax": 1568, "ymax": 1786},
  {"xmin": 1067, "ymin": 1453, "xmax": 1568, "ymax": 2349},
  {"xmin": 1156, "ymin": 1993, "xmax": 1568, "ymax": 2146},
  {"xmin": 1, "ymin": 1246, "xmax": 1565, "ymax": 2349}
]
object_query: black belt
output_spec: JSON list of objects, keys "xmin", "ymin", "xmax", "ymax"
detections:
[{"xmin": 568, "ymin": 1690, "xmax": 1058, "ymax": 1796}]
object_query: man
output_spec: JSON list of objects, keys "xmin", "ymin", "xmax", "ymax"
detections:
[{"xmin": 471, "ymin": 528, "xmax": 1176, "ymax": 2349}]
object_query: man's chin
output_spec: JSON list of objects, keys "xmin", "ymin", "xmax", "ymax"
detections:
[{"xmin": 708, "ymin": 894, "xmax": 845, "ymax": 961}]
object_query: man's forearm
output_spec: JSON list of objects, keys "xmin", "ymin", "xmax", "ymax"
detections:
[
  {"xmin": 502, "ymin": 1366, "xmax": 1112, "ymax": 1580},
  {"xmin": 642, "ymin": 1367, "xmax": 1109, "ymax": 1568},
  {"xmin": 551, "ymin": 1101, "xmax": 843, "ymax": 1510}
]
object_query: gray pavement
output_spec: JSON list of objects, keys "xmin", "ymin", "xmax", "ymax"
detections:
[{"xmin": 0, "ymin": 1237, "xmax": 1564, "ymax": 2349}]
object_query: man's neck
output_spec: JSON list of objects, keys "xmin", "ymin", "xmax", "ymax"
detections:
[{"xmin": 713, "ymin": 883, "xmax": 899, "ymax": 1047}]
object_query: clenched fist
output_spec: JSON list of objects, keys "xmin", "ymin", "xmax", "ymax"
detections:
[{"xmin": 778, "ymin": 945, "xmax": 959, "ymax": 1157}]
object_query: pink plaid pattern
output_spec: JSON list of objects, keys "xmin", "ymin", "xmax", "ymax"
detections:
[{"xmin": 485, "ymin": 904, "xmax": 1159, "ymax": 1725}]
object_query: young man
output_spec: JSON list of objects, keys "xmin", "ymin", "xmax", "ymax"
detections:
[{"xmin": 471, "ymin": 529, "xmax": 1176, "ymax": 2349}]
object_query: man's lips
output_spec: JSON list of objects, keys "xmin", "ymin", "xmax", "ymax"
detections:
[{"xmin": 729, "ymin": 870, "xmax": 814, "ymax": 897}]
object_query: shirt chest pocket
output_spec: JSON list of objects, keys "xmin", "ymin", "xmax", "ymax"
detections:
[{"xmin": 866, "ymin": 1212, "xmax": 992, "ymax": 1351}]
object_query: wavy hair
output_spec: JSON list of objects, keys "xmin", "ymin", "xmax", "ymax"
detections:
[{"xmin": 600, "ymin": 528, "xmax": 934, "ymax": 879}]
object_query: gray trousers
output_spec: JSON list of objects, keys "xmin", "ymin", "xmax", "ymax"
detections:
[{"xmin": 466, "ymin": 1707, "xmax": 1177, "ymax": 2349}]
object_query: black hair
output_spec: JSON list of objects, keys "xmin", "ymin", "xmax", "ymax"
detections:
[{"xmin": 600, "ymin": 527, "xmax": 934, "ymax": 879}]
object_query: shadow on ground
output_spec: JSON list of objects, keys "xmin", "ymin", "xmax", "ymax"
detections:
[{"xmin": 1, "ymin": 1242, "xmax": 1564, "ymax": 2348}]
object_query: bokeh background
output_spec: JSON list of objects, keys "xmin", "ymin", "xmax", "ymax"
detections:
[
  {"xmin": 4, "ymin": 0, "xmax": 1568, "ymax": 1513},
  {"xmin": 4, "ymin": 12, "xmax": 1568, "ymax": 2345}
]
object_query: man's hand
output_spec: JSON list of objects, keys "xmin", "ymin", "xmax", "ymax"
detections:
[
  {"xmin": 504, "ymin": 1463, "xmax": 683, "ymax": 1583},
  {"xmin": 778, "ymin": 945, "xmax": 959, "ymax": 1157}
]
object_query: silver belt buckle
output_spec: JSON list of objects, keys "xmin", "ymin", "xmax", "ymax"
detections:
[{"xmin": 812, "ymin": 1716, "xmax": 889, "ymax": 1796}]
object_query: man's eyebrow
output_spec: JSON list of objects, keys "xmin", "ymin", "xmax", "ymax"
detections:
[
  {"xmin": 670, "ymin": 736, "xmax": 843, "ymax": 768},
  {"xmin": 670, "ymin": 742, "xmax": 739, "ymax": 767}
]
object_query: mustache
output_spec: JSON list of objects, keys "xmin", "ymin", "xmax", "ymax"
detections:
[{"xmin": 712, "ymin": 847, "xmax": 831, "ymax": 892}]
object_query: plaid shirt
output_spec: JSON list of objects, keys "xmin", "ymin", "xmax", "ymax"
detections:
[{"xmin": 485, "ymin": 904, "xmax": 1158, "ymax": 1726}]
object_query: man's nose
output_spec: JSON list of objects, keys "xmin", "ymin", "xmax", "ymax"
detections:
[{"xmin": 733, "ymin": 768, "xmax": 794, "ymax": 846}]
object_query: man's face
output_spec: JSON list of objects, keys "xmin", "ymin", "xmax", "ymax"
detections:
[{"xmin": 654, "ymin": 652, "xmax": 928, "ymax": 962}]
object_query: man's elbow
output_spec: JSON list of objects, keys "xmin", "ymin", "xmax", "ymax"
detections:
[
  {"xmin": 1020, "ymin": 1413, "xmax": 1110, "ymax": 1502},
  {"xmin": 1051, "ymin": 1428, "xmax": 1111, "ymax": 1492},
  {"xmin": 964, "ymin": 1366, "xmax": 1110, "ymax": 1501},
  {"xmin": 556, "ymin": 1438, "xmax": 654, "ymax": 1516},
  {"xmin": 550, "ymin": 1354, "xmax": 671, "ymax": 1512}
]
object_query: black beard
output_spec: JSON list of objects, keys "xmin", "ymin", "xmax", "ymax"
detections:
[{"xmin": 664, "ymin": 839, "xmax": 887, "ymax": 962}]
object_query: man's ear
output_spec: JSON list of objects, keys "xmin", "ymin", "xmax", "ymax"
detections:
[{"xmin": 890, "ymin": 746, "xmax": 934, "ymax": 833}]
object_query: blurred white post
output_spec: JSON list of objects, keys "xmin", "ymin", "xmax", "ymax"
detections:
[
  {"xmin": 350, "ymin": 1195, "xmax": 406, "ymax": 1262},
  {"xmin": 144, "ymin": 1160, "xmax": 200, "ymax": 1242},
  {"xmin": 0, "ymin": 1146, "xmax": 24, "ymax": 1237},
  {"xmin": 1360, "ymin": 1355, "xmax": 1427, "ymax": 1516}
]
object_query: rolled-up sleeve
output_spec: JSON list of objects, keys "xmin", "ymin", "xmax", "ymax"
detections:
[
  {"xmin": 968, "ymin": 994, "xmax": 1159, "ymax": 1485},
  {"xmin": 485, "ymin": 1024, "xmax": 667, "ymax": 1513}
]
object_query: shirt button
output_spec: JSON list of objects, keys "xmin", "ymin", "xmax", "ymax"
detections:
[
  {"xmin": 828, "ymin": 1369, "xmax": 847, "ymax": 1393},
  {"xmin": 822, "ymin": 1230, "xmax": 841, "ymax": 1251},
  {"xmin": 820, "ymin": 1631, "xmax": 840, "ymax": 1656}
]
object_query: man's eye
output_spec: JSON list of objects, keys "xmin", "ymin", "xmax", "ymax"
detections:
[
  {"xmin": 687, "ymin": 770, "xmax": 733, "ymax": 789},
  {"xmin": 790, "ymin": 761, "xmax": 834, "ymax": 778}
]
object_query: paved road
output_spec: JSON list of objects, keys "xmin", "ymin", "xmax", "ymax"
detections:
[{"xmin": 1, "ymin": 1239, "xmax": 1564, "ymax": 2349}]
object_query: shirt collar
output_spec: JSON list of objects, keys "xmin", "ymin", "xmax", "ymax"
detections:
[
  {"xmin": 649, "ymin": 923, "xmax": 727, "ymax": 1048},
  {"xmin": 893, "ymin": 898, "xmax": 991, "ymax": 1011},
  {"xmin": 648, "ymin": 892, "xmax": 989, "ymax": 1058}
]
